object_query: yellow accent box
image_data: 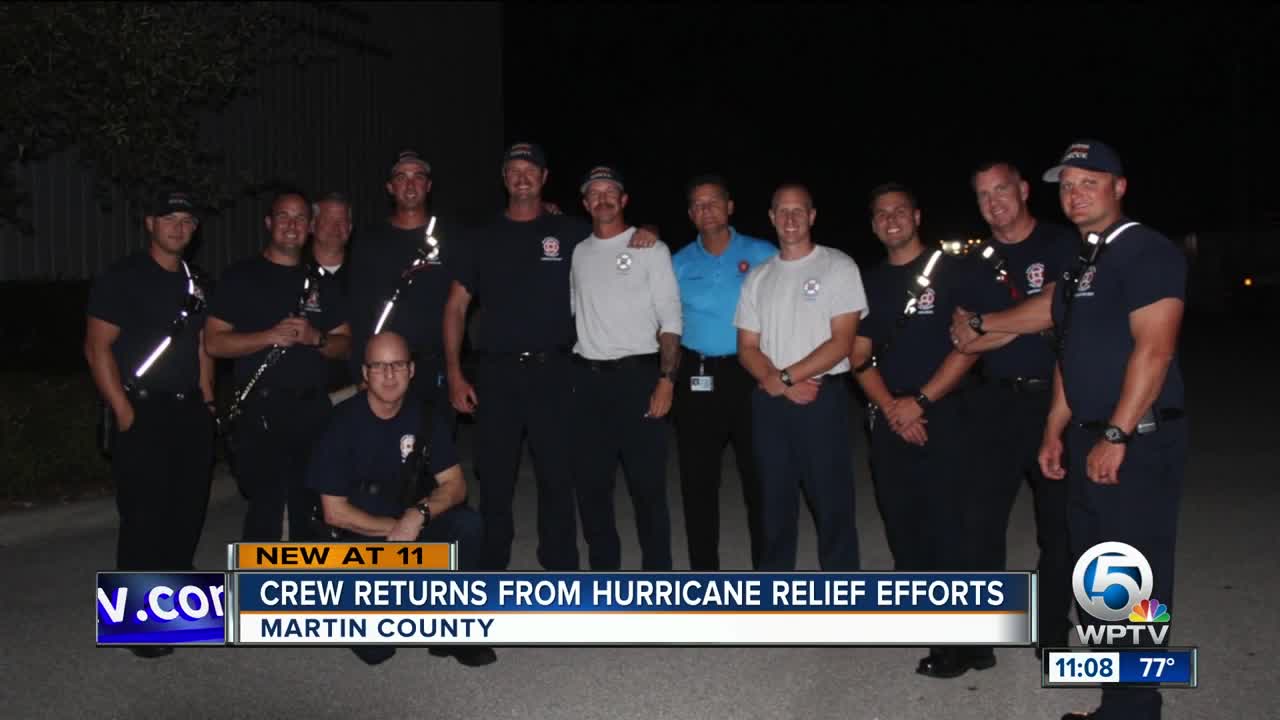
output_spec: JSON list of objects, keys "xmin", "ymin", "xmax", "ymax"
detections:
[{"xmin": 231, "ymin": 542, "xmax": 453, "ymax": 570}]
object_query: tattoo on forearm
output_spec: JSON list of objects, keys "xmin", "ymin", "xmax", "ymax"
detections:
[{"xmin": 659, "ymin": 333, "xmax": 681, "ymax": 376}]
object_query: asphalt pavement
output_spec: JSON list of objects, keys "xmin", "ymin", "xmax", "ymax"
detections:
[{"xmin": 1, "ymin": 321, "xmax": 1274, "ymax": 719}]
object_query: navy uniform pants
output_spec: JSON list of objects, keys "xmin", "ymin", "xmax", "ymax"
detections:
[
  {"xmin": 752, "ymin": 374, "xmax": 859, "ymax": 571},
  {"xmin": 572, "ymin": 355, "xmax": 673, "ymax": 571},
  {"xmin": 473, "ymin": 352, "xmax": 579, "ymax": 571},
  {"xmin": 1066, "ymin": 418, "xmax": 1187, "ymax": 720},
  {"xmin": 672, "ymin": 351, "xmax": 763, "ymax": 570},
  {"xmin": 113, "ymin": 390, "xmax": 214, "ymax": 570},
  {"xmin": 970, "ymin": 379, "xmax": 1073, "ymax": 646},
  {"xmin": 235, "ymin": 387, "xmax": 332, "ymax": 542},
  {"xmin": 349, "ymin": 505, "xmax": 484, "ymax": 666},
  {"xmin": 868, "ymin": 384, "xmax": 977, "ymax": 661}
]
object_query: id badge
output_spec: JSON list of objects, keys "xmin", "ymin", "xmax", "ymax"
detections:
[{"xmin": 690, "ymin": 375, "xmax": 714, "ymax": 392}]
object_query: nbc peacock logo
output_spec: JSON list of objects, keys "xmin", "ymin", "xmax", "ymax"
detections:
[
  {"xmin": 1129, "ymin": 598, "xmax": 1171, "ymax": 624},
  {"xmin": 1072, "ymin": 541, "xmax": 1172, "ymax": 645}
]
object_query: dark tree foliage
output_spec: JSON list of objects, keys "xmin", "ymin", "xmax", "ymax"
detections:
[{"xmin": 0, "ymin": 1, "xmax": 353, "ymax": 232}]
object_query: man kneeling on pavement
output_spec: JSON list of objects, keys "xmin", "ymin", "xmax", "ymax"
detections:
[{"xmin": 306, "ymin": 330, "xmax": 495, "ymax": 667}]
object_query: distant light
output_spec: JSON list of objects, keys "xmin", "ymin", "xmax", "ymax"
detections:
[{"xmin": 1244, "ymin": 277, "xmax": 1253, "ymax": 287}]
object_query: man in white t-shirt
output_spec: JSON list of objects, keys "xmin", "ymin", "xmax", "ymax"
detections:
[
  {"xmin": 734, "ymin": 184, "xmax": 867, "ymax": 571},
  {"xmin": 570, "ymin": 165, "xmax": 682, "ymax": 570}
]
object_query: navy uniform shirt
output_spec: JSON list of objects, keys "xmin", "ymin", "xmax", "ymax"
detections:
[
  {"xmin": 672, "ymin": 227, "xmax": 777, "ymax": 357},
  {"xmin": 346, "ymin": 219, "xmax": 458, "ymax": 371},
  {"xmin": 859, "ymin": 249, "xmax": 1013, "ymax": 392},
  {"xmin": 982, "ymin": 221, "xmax": 1079, "ymax": 379},
  {"xmin": 306, "ymin": 392, "xmax": 458, "ymax": 518},
  {"xmin": 207, "ymin": 255, "xmax": 347, "ymax": 390},
  {"xmin": 454, "ymin": 212, "xmax": 591, "ymax": 353},
  {"xmin": 1051, "ymin": 219, "xmax": 1186, "ymax": 422},
  {"xmin": 86, "ymin": 250, "xmax": 207, "ymax": 392}
]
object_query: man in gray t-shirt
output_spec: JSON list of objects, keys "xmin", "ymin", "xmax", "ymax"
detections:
[
  {"xmin": 734, "ymin": 184, "xmax": 867, "ymax": 571},
  {"xmin": 570, "ymin": 165, "xmax": 682, "ymax": 571}
]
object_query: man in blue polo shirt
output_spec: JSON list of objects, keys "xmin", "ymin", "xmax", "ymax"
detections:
[{"xmin": 671, "ymin": 175, "xmax": 776, "ymax": 570}]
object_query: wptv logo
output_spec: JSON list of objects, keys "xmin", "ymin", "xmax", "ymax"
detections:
[{"xmin": 1072, "ymin": 541, "xmax": 1171, "ymax": 645}]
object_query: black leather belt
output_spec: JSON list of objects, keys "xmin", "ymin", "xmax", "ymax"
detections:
[
  {"xmin": 996, "ymin": 376, "xmax": 1050, "ymax": 391},
  {"xmin": 1079, "ymin": 408, "xmax": 1185, "ymax": 435},
  {"xmin": 686, "ymin": 351, "xmax": 738, "ymax": 369},
  {"xmin": 129, "ymin": 387, "xmax": 201, "ymax": 401},
  {"xmin": 480, "ymin": 348, "xmax": 567, "ymax": 365},
  {"xmin": 253, "ymin": 386, "xmax": 324, "ymax": 400},
  {"xmin": 573, "ymin": 352, "xmax": 659, "ymax": 371}
]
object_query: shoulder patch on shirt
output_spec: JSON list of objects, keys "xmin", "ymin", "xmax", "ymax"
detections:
[
  {"xmin": 1026, "ymin": 262, "xmax": 1046, "ymax": 293},
  {"xmin": 541, "ymin": 236, "xmax": 562, "ymax": 261},
  {"xmin": 802, "ymin": 278, "xmax": 821, "ymax": 299}
]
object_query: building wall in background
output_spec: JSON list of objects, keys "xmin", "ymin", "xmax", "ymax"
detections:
[{"xmin": 0, "ymin": 1, "xmax": 503, "ymax": 282}]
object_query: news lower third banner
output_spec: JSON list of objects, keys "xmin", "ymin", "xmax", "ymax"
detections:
[{"xmin": 97, "ymin": 543, "xmax": 1035, "ymax": 647}]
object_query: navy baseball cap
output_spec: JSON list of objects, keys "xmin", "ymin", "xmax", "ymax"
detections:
[
  {"xmin": 390, "ymin": 149, "xmax": 431, "ymax": 177},
  {"xmin": 1042, "ymin": 139, "xmax": 1124, "ymax": 182},
  {"xmin": 579, "ymin": 165, "xmax": 625, "ymax": 194},
  {"xmin": 148, "ymin": 189, "xmax": 199, "ymax": 220},
  {"xmin": 502, "ymin": 142, "xmax": 547, "ymax": 169}
]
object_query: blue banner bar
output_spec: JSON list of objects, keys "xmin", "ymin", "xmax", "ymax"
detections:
[
  {"xmin": 235, "ymin": 572, "xmax": 1030, "ymax": 613},
  {"xmin": 1118, "ymin": 648, "xmax": 1195, "ymax": 685}
]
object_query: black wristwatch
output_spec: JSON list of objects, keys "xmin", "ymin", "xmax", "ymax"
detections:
[
  {"xmin": 914, "ymin": 391, "xmax": 933, "ymax": 410},
  {"xmin": 415, "ymin": 501, "xmax": 432, "ymax": 524},
  {"xmin": 968, "ymin": 313, "xmax": 987, "ymax": 336},
  {"xmin": 1102, "ymin": 425, "xmax": 1131, "ymax": 444},
  {"xmin": 780, "ymin": 369, "xmax": 794, "ymax": 387},
  {"xmin": 659, "ymin": 368, "xmax": 677, "ymax": 383}
]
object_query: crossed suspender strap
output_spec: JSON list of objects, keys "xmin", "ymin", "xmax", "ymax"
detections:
[
  {"xmin": 1054, "ymin": 221, "xmax": 1140, "ymax": 358},
  {"xmin": 125, "ymin": 261, "xmax": 203, "ymax": 391},
  {"xmin": 373, "ymin": 216, "xmax": 440, "ymax": 335},
  {"xmin": 218, "ymin": 263, "xmax": 326, "ymax": 431},
  {"xmin": 854, "ymin": 249, "xmax": 943, "ymax": 374}
]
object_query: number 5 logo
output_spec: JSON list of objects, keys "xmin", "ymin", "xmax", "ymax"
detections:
[{"xmin": 1072, "ymin": 541, "xmax": 1154, "ymax": 622}]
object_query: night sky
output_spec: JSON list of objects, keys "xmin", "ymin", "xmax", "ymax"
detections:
[{"xmin": 504, "ymin": 5, "xmax": 1280, "ymax": 266}]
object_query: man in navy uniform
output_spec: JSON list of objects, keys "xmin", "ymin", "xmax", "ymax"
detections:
[
  {"xmin": 850, "ymin": 182, "xmax": 1013, "ymax": 678},
  {"xmin": 85, "ymin": 189, "xmax": 216, "ymax": 657},
  {"xmin": 671, "ymin": 174, "xmax": 776, "ymax": 570},
  {"xmin": 308, "ymin": 331, "xmax": 494, "ymax": 668},
  {"xmin": 347, "ymin": 151, "xmax": 457, "ymax": 416},
  {"xmin": 946, "ymin": 160, "xmax": 1079, "ymax": 655},
  {"xmin": 205, "ymin": 190, "xmax": 352, "ymax": 543},
  {"xmin": 734, "ymin": 184, "xmax": 866, "ymax": 573},
  {"xmin": 442, "ymin": 142, "xmax": 656, "ymax": 572},
  {"xmin": 1037, "ymin": 140, "xmax": 1188, "ymax": 720}
]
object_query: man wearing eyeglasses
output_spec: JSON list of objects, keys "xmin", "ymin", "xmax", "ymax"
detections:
[
  {"xmin": 307, "ymin": 331, "xmax": 495, "ymax": 668},
  {"xmin": 85, "ymin": 190, "xmax": 217, "ymax": 657},
  {"xmin": 347, "ymin": 151, "xmax": 459, "ymax": 419},
  {"xmin": 205, "ymin": 190, "xmax": 352, "ymax": 544}
]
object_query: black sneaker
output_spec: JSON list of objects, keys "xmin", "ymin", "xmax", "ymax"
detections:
[
  {"xmin": 429, "ymin": 645, "xmax": 497, "ymax": 667},
  {"xmin": 129, "ymin": 646, "xmax": 173, "ymax": 659}
]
